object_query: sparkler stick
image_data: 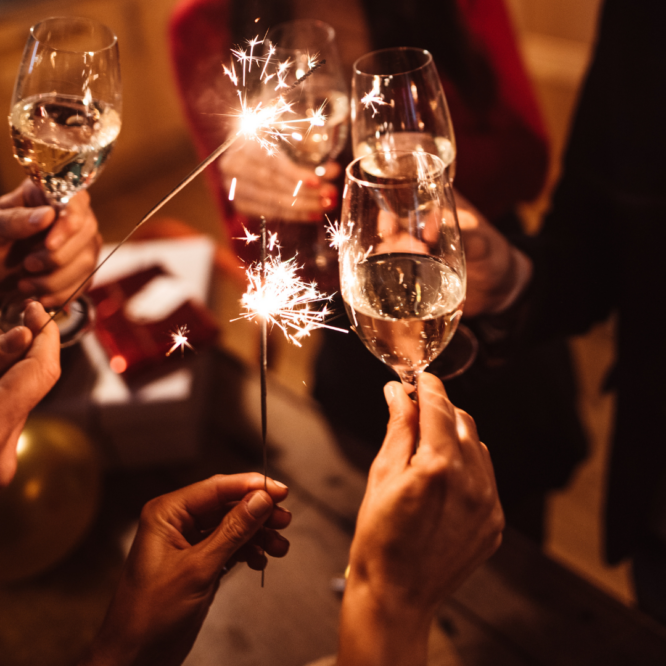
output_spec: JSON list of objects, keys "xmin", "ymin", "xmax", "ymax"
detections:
[
  {"xmin": 259, "ymin": 216, "xmax": 268, "ymax": 588},
  {"xmin": 39, "ymin": 132, "xmax": 240, "ymax": 331}
]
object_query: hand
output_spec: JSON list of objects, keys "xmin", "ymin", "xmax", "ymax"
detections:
[
  {"xmin": 339, "ymin": 373, "xmax": 504, "ymax": 666},
  {"xmin": 80, "ymin": 474, "xmax": 291, "ymax": 666},
  {"xmin": 455, "ymin": 191, "xmax": 532, "ymax": 317},
  {"xmin": 0, "ymin": 301, "xmax": 60, "ymax": 486},
  {"xmin": 219, "ymin": 140, "xmax": 339, "ymax": 222},
  {"xmin": 0, "ymin": 179, "xmax": 102, "ymax": 308}
]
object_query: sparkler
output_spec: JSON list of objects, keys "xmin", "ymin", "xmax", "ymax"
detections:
[
  {"xmin": 40, "ymin": 34, "xmax": 328, "ymax": 332},
  {"xmin": 166, "ymin": 325, "xmax": 194, "ymax": 357}
]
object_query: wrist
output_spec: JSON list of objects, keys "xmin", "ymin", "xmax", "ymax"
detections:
[{"xmin": 338, "ymin": 573, "xmax": 432, "ymax": 666}]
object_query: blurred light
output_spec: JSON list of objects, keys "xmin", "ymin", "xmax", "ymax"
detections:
[
  {"xmin": 293, "ymin": 180, "xmax": 303, "ymax": 196},
  {"xmin": 228, "ymin": 177, "xmax": 237, "ymax": 200},
  {"xmin": 110, "ymin": 355, "xmax": 128, "ymax": 373}
]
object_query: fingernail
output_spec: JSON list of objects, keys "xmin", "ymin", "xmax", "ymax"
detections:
[
  {"xmin": 0, "ymin": 327, "xmax": 28, "ymax": 355},
  {"xmin": 29, "ymin": 208, "xmax": 49, "ymax": 226},
  {"xmin": 247, "ymin": 491, "xmax": 272, "ymax": 518},
  {"xmin": 384, "ymin": 382, "xmax": 397, "ymax": 405},
  {"xmin": 272, "ymin": 480, "xmax": 288, "ymax": 489}
]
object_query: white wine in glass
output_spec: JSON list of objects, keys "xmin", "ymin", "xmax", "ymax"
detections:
[
  {"xmin": 338, "ymin": 151, "xmax": 465, "ymax": 396},
  {"xmin": 2, "ymin": 17, "xmax": 122, "ymax": 344},
  {"xmin": 9, "ymin": 16, "xmax": 122, "ymax": 206},
  {"xmin": 352, "ymin": 47, "xmax": 456, "ymax": 178}
]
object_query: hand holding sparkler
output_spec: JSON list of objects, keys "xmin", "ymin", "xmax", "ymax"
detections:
[{"xmin": 78, "ymin": 474, "xmax": 291, "ymax": 666}]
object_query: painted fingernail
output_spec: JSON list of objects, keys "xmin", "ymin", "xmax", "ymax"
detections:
[
  {"xmin": 0, "ymin": 327, "xmax": 27, "ymax": 354},
  {"xmin": 247, "ymin": 491, "xmax": 272, "ymax": 518}
]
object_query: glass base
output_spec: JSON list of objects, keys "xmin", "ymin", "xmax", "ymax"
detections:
[
  {"xmin": 1, "ymin": 296, "xmax": 94, "ymax": 348},
  {"xmin": 428, "ymin": 324, "xmax": 478, "ymax": 381}
]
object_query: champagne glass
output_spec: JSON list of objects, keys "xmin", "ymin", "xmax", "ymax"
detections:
[
  {"xmin": 2, "ymin": 16, "xmax": 122, "ymax": 344},
  {"xmin": 338, "ymin": 151, "xmax": 465, "ymax": 397},
  {"xmin": 351, "ymin": 47, "xmax": 478, "ymax": 379},
  {"xmin": 262, "ymin": 19, "xmax": 349, "ymax": 286},
  {"xmin": 352, "ymin": 47, "xmax": 456, "ymax": 179}
]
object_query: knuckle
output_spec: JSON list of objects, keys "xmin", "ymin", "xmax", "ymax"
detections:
[{"xmin": 220, "ymin": 510, "xmax": 251, "ymax": 546}]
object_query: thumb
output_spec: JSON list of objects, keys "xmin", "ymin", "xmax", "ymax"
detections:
[
  {"xmin": 0, "ymin": 206, "xmax": 54, "ymax": 241},
  {"xmin": 205, "ymin": 490, "xmax": 273, "ymax": 564},
  {"xmin": 374, "ymin": 381, "xmax": 418, "ymax": 470}
]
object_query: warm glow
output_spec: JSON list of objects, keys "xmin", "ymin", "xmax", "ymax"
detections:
[{"xmin": 110, "ymin": 355, "xmax": 128, "ymax": 373}]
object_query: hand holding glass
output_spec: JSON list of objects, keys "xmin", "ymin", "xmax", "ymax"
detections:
[{"xmin": 2, "ymin": 17, "xmax": 121, "ymax": 344}]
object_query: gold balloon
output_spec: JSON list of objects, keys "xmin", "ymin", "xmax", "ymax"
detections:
[{"xmin": 0, "ymin": 415, "xmax": 101, "ymax": 582}]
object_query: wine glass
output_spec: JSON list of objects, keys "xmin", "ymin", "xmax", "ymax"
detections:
[
  {"xmin": 2, "ymin": 16, "xmax": 122, "ymax": 344},
  {"xmin": 262, "ymin": 19, "xmax": 349, "ymax": 286},
  {"xmin": 351, "ymin": 47, "xmax": 477, "ymax": 379},
  {"xmin": 352, "ymin": 47, "xmax": 456, "ymax": 178},
  {"xmin": 338, "ymin": 151, "xmax": 465, "ymax": 397}
]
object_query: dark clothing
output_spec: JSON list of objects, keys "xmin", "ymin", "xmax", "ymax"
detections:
[{"xmin": 523, "ymin": 0, "xmax": 666, "ymax": 564}]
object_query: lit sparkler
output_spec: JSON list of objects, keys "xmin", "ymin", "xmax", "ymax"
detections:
[
  {"xmin": 235, "ymin": 250, "xmax": 343, "ymax": 346},
  {"xmin": 325, "ymin": 216, "xmax": 352, "ymax": 250},
  {"xmin": 166, "ymin": 325, "xmax": 194, "ymax": 357},
  {"xmin": 40, "ymin": 34, "xmax": 328, "ymax": 333}
]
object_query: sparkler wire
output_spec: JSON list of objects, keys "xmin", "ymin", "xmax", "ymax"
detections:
[
  {"xmin": 39, "ymin": 133, "xmax": 241, "ymax": 332},
  {"xmin": 260, "ymin": 216, "xmax": 268, "ymax": 588},
  {"xmin": 39, "ymin": 56, "xmax": 327, "ymax": 333}
]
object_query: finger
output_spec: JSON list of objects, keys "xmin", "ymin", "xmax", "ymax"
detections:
[
  {"xmin": 416, "ymin": 372, "xmax": 461, "ymax": 458},
  {"xmin": 320, "ymin": 160, "xmax": 341, "ymax": 180},
  {"xmin": 43, "ymin": 191, "xmax": 93, "ymax": 252},
  {"xmin": 0, "ymin": 326, "xmax": 32, "ymax": 374},
  {"xmin": 373, "ymin": 381, "xmax": 418, "ymax": 471},
  {"xmin": 0, "ymin": 206, "xmax": 55, "ymax": 241},
  {"xmin": 0, "ymin": 179, "xmax": 46, "ymax": 209},
  {"xmin": 264, "ymin": 505, "xmax": 292, "ymax": 530},
  {"xmin": 202, "ymin": 490, "xmax": 275, "ymax": 566},
  {"xmin": 0, "ymin": 420, "xmax": 25, "ymax": 487},
  {"xmin": 19, "ymin": 246, "xmax": 99, "ymax": 300},
  {"xmin": 26, "ymin": 214, "xmax": 98, "ymax": 273},
  {"xmin": 174, "ymin": 474, "xmax": 288, "ymax": 527},
  {"xmin": 236, "ymin": 528, "xmax": 290, "ymax": 560}
]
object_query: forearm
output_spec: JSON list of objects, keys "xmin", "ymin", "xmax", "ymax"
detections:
[{"xmin": 338, "ymin": 577, "xmax": 432, "ymax": 666}]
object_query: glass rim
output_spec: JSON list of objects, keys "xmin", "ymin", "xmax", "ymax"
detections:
[
  {"xmin": 353, "ymin": 47, "xmax": 433, "ymax": 78},
  {"xmin": 30, "ymin": 16, "xmax": 118, "ymax": 55},
  {"xmin": 345, "ymin": 150, "xmax": 446, "ymax": 189},
  {"xmin": 267, "ymin": 18, "xmax": 336, "ymax": 48}
]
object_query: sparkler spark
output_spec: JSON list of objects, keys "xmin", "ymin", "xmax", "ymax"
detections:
[
  {"xmin": 225, "ymin": 38, "xmax": 327, "ymax": 155},
  {"xmin": 235, "ymin": 224, "xmax": 260, "ymax": 244},
  {"xmin": 325, "ymin": 217, "xmax": 352, "ymax": 249},
  {"xmin": 234, "ymin": 250, "xmax": 344, "ymax": 346},
  {"xmin": 166, "ymin": 325, "xmax": 194, "ymax": 357}
]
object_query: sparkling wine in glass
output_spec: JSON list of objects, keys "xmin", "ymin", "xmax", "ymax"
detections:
[
  {"xmin": 10, "ymin": 16, "xmax": 122, "ymax": 205},
  {"xmin": 352, "ymin": 47, "xmax": 456, "ymax": 179},
  {"xmin": 2, "ymin": 17, "xmax": 122, "ymax": 344},
  {"xmin": 338, "ymin": 151, "xmax": 465, "ymax": 396},
  {"xmin": 262, "ymin": 19, "xmax": 349, "ymax": 286}
]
